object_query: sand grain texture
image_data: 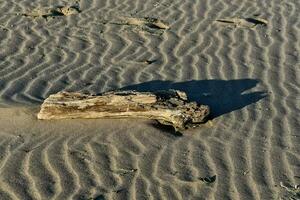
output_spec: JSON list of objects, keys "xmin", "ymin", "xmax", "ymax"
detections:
[{"xmin": 0, "ymin": 0, "xmax": 299, "ymax": 199}]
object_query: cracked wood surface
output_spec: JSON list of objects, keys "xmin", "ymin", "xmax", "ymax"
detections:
[{"xmin": 38, "ymin": 90, "xmax": 210, "ymax": 131}]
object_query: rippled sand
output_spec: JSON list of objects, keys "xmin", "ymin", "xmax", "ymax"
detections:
[{"xmin": 0, "ymin": 0, "xmax": 299, "ymax": 199}]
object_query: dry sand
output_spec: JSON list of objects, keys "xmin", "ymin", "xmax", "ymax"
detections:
[{"xmin": 0, "ymin": 0, "xmax": 299, "ymax": 199}]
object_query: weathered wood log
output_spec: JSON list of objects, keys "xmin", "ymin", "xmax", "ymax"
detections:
[{"xmin": 37, "ymin": 90, "xmax": 210, "ymax": 131}]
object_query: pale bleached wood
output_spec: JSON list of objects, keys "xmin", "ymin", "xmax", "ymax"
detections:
[{"xmin": 38, "ymin": 90, "xmax": 210, "ymax": 131}]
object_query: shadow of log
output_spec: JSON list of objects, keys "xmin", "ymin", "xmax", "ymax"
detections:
[{"xmin": 121, "ymin": 79, "xmax": 267, "ymax": 118}]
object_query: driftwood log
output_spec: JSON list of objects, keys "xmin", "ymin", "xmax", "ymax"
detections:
[{"xmin": 38, "ymin": 90, "xmax": 210, "ymax": 131}]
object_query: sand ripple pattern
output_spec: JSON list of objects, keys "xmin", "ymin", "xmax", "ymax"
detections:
[{"xmin": 0, "ymin": 0, "xmax": 299, "ymax": 199}]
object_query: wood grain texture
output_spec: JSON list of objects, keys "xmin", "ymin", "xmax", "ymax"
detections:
[{"xmin": 37, "ymin": 90, "xmax": 210, "ymax": 130}]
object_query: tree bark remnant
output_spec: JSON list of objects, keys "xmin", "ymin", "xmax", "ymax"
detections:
[{"xmin": 37, "ymin": 90, "xmax": 210, "ymax": 131}]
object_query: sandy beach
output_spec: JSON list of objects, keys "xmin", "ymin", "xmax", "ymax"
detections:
[{"xmin": 0, "ymin": 0, "xmax": 299, "ymax": 199}]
